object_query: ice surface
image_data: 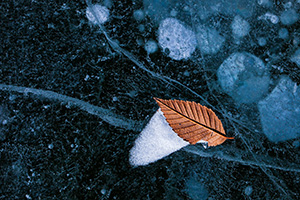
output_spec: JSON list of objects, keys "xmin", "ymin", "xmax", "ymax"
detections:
[
  {"xmin": 231, "ymin": 15, "xmax": 251, "ymax": 38},
  {"xmin": 158, "ymin": 18, "xmax": 197, "ymax": 60},
  {"xmin": 217, "ymin": 52, "xmax": 270, "ymax": 104},
  {"xmin": 129, "ymin": 109, "xmax": 189, "ymax": 166},
  {"xmin": 291, "ymin": 48, "xmax": 300, "ymax": 67},
  {"xmin": 86, "ymin": 4, "xmax": 109, "ymax": 25},
  {"xmin": 280, "ymin": 9, "xmax": 299, "ymax": 25},
  {"xmin": 196, "ymin": 26, "xmax": 225, "ymax": 55},
  {"xmin": 258, "ymin": 77, "xmax": 300, "ymax": 142},
  {"xmin": 185, "ymin": 174, "xmax": 209, "ymax": 200}
]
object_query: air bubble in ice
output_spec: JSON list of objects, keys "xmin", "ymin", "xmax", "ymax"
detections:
[
  {"xmin": 278, "ymin": 28, "xmax": 289, "ymax": 39},
  {"xmin": 231, "ymin": 15, "xmax": 250, "ymax": 38},
  {"xmin": 217, "ymin": 52, "xmax": 270, "ymax": 104},
  {"xmin": 86, "ymin": 4, "xmax": 109, "ymax": 25},
  {"xmin": 196, "ymin": 26, "xmax": 225, "ymax": 55},
  {"xmin": 280, "ymin": 9, "xmax": 299, "ymax": 25},
  {"xmin": 244, "ymin": 186, "xmax": 253, "ymax": 196},
  {"xmin": 144, "ymin": 40, "xmax": 158, "ymax": 54},
  {"xmin": 258, "ymin": 77, "xmax": 300, "ymax": 142},
  {"xmin": 158, "ymin": 18, "xmax": 197, "ymax": 60}
]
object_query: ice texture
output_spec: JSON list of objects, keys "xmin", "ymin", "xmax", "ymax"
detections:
[
  {"xmin": 129, "ymin": 109, "xmax": 189, "ymax": 166},
  {"xmin": 185, "ymin": 175, "xmax": 209, "ymax": 200},
  {"xmin": 280, "ymin": 9, "xmax": 299, "ymax": 25},
  {"xmin": 217, "ymin": 52, "xmax": 270, "ymax": 104},
  {"xmin": 86, "ymin": 4, "xmax": 109, "ymax": 25},
  {"xmin": 231, "ymin": 15, "xmax": 251, "ymax": 38},
  {"xmin": 291, "ymin": 48, "xmax": 300, "ymax": 67},
  {"xmin": 158, "ymin": 18, "xmax": 197, "ymax": 60},
  {"xmin": 258, "ymin": 77, "xmax": 300, "ymax": 142},
  {"xmin": 196, "ymin": 26, "xmax": 225, "ymax": 55}
]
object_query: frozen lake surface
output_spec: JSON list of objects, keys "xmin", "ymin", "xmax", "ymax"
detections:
[{"xmin": 1, "ymin": 0, "xmax": 300, "ymax": 199}]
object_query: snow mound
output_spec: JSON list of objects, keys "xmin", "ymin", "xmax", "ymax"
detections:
[
  {"xmin": 129, "ymin": 109, "xmax": 189, "ymax": 166},
  {"xmin": 158, "ymin": 18, "xmax": 197, "ymax": 60},
  {"xmin": 258, "ymin": 77, "xmax": 300, "ymax": 142},
  {"xmin": 86, "ymin": 4, "xmax": 109, "ymax": 25},
  {"xmin": 196, "ymin": 26, "xmax": 225, "ymax": 55},
  {"xmin": 217, "ymin": 52, "xmax": 270, "ymax": 104}
]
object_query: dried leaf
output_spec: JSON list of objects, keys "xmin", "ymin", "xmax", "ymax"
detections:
[{"xmin": 154, "ymin": 97, "xmax": 234, "ymax": 147}]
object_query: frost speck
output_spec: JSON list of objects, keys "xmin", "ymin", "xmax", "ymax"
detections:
[
  {"xmin": 86, "ymin": 4, "xmax": 109, "ymax": 25},
  {"xmin": 158, "ymin": 18, "xmax": 197, "ymax": 60}
]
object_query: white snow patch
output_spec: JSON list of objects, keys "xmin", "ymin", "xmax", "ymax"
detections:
[
  {"xmin": 86, "ymin": 4, "xmax": 109, "ymax": 25},
  {"xmin": 196, "ymin": 26, "xmax": 225, "ymax": 55},
  {"xmin": 129, "ymin": 109, "xmax": 189, "ymax": 166},
  {"xmin": 217, "ymin": 52, "xmax": 270, "ymax": 104},
  {"xmin": 258, "ymin": 77, "xmax": 300, "ymax": 142},
  {"xmin": 231, "ymin": 15, "xmax": 250, "ymax": 38},
  {"xmin": 158, "ymin": 18, "xmax": 197, "ymax": 60}
]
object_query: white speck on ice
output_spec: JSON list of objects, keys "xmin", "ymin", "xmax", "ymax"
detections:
[
  {"xmin": 280, "ymin": 9, "xmax": 299, "ymax": 25},
  {"xmin": 129, "ymin": 109, "xmax": 189, "ymax": 166},
  {"xmin": 196, "ymin": 26, "xmax": 225, "ymax": 55},
  {"xmin": 291, "ymin": 48, "xmax": 300, "ymax": 67},
  {"xmin": 258, "ymin": 77, "xmax": 300, "ymax": 142},
  {"xmin": 158, "ymin": 18, "xmax": 197, "ymax": 60},
  {"xmin": 217, "ymin": 52, "xmax": 270, "ymax": 104},
  {"xmin": 25, "ymin": 194, "xmax": 32, "ymax": 199},
  {"xmin": 48, "ymin": 144, "xmax": 54, "ymax": 149},
  {"xmin": 231, "ymin": 15, "xmax": 250, "ymax": 38},
  {"xmin": 86, "ymin": 4, "xmax": 109, "ymax": 25}
]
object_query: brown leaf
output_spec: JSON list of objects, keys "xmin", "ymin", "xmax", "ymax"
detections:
[{"xmin": 154, "ymin": 97, "xmax": 234, "ymax": 147}]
